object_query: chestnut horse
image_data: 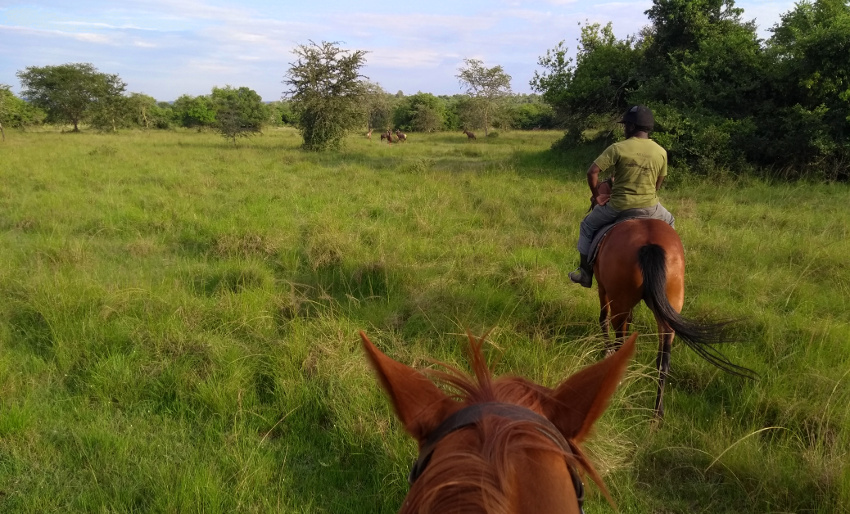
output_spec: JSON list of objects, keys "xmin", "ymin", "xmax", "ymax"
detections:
[
  {"xmin": 593, "ymin": 217, "xmax": 756, "ymax": 418},
  {"xmin": 362, "ymin": 331, "xmax": 636, "ymax": 513}
]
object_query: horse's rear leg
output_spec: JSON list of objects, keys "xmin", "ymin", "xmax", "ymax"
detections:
[
  {"xmin": 607, "ymin": 307, "xmax": 633, "ymax": 356},
  {"xmin": 597, "ymin": 287, "xmax": 611, "ymax": 341},
  {"xmin": 653, "ymin": 322, "xmax": 674, "ymax": 419}
]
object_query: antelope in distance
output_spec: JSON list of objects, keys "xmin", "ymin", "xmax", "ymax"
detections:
[
  {"xmin": 463, "ymin": 129, "xmax": 476, "ymax": 140},
  {"xmin": 395, "ymin": 130, "xmax": 407, "ymax": 142}
]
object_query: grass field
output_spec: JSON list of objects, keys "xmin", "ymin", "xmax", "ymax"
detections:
[{"xmin": 0, "ymin": 127, "xmax": 848, "ymax": 512}]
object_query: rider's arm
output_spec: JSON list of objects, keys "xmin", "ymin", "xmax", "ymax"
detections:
[
  {"xmin": 655, "ymin": 175, "xmax": 665, "ymax": 191},
  {"xmin": 587, "ymin": 163, "xmax": 601, "ymax": 198}
]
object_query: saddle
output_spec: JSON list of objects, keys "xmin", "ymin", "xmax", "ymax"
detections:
[{"xmin": 586, "ymin": 179, "xmax": 669, "ymax": 265}]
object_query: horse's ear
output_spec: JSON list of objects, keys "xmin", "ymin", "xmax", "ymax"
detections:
[
  {"xmin": 543, "ymin": 333, "xmax": 637, "ymax": 442},
  {"xmin": 360, "ymin": 331, "xmax": 457, "ymax": 443}
]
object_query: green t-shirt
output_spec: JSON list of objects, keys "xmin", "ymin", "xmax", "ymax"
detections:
[{"xmin": 593, "ymin": 137, "xmax": 668, "ymax": 211}]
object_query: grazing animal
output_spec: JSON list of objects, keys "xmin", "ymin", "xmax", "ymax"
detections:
[
  {"xmin": 463, "ymin": 129, "xmax": 476, "ymax": 140},
  {"xmin": 592, "ymin": 215, "xmax": 757, "ymax": 418},
  {"xmin": 395, "ymin": 130, "xmax": 407, "ymax": 142},
  {"xmin": 380, "ymin": 131, "xmax": 388, "ymax": 142},
  {"xmin": 361, "ymin": 330, "xmax": 636, "ymax": 514},
  {"xmin": 366, "ymin": 128, "xmax": 373, "ymax": 140}
]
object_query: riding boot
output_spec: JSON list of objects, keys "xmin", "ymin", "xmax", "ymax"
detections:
[{"xmin": 568, "ymin": 254, "xmax": 593, "ymax": 288}]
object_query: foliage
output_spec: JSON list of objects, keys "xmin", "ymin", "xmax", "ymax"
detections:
[
  {"xmin": 112, "ymin": 93, "xmax": 172, "ymax": 130},
  {"xmin": 172, "ymin": 94, "xmax": 217, "ymax": 130},
  {"xmin": 758, "ymin": 0, "xmax": 850, "ymax": 177},
  {"xmin": 532, "ymin": 0, "xmax": 850, "ymax": 179},
  {"xmin": 360, "ymin": 81, "xmax": 396, "ymax": 131},
  {"xmin": 283, "ymin": 40, "xmax": 368, "ymax": 151},
  {"xmin": 508, "ymin": 100, "xmax": 557, "ymax": 130},
  {"xmin": 456, "ymin": 58, "xmax": 512, "ymax": 136},
  {"xmin": 210, "ymin": 86, "xmax": 268, "ymax": 145},
  {"xmin": 16, "ymin": 62, "xmax": 126, "ymax": 132},
  {"xmin": 531, "ymin": 23, "xmax": 641, "ymax": 142},
  {"xmin": 392, "ymin": 92, "xmax": 447, "ymax": 132},
  {"xmin": 266, "ymin": 101, "xmax": 298, "ymax": 126},
  {"xmin": 0, "ymin": 85, "xmax": 46, "ymax": 132}
]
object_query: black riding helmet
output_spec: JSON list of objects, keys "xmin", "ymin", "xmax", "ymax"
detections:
[{"xmin": 619, "ymin": 105, "xmax": 654, "ymax": 130}]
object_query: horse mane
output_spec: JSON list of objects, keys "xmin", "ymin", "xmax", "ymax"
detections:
[{"xmin": 400, "ymin": 333, "xmax": 611, "ymax": 513}]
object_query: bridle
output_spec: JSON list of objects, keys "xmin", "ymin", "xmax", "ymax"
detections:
[{"xmin": 408, "ymin": 402, "xmax": 586, "ymax": 513}]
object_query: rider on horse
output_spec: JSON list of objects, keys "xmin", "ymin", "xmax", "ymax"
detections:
[{"xmin": 569, "ymin": 105, "xmax": 676, "ymax": 288}]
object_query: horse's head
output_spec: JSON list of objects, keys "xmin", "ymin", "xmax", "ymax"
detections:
[{"xmin": 361, "ymin": 331, "xmax": 637, "ymax": 514}]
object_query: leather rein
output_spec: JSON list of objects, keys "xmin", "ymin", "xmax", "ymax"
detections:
[{"xmin": 408, "ymin": 402, "xmax": 586, "ymax": 513}]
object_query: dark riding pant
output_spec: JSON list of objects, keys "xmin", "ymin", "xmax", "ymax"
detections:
[{"xmin": 577, "ymin": 203, "xmax": 675, "ymax": 255}]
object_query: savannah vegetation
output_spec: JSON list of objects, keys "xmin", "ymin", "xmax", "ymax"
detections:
[
  {"xmin": 0, "ymin": 0, "xmax": 848, "ymax": 511},
  {"xmin": 0, "ymin": 128, "xmax": 848, "ymax": 512},
  {"xmin": 532, "ymin": 0, "xmax": 850, "ymax": 180}
]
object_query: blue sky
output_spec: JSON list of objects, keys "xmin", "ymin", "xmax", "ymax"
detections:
[{"xmin": 1, "ymin": 1, "xmax": 797, "ymax": 102}]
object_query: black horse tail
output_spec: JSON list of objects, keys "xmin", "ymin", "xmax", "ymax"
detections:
[{"xmin": 638, "ymin": 244, "xmax": 757, "ymax": 380}]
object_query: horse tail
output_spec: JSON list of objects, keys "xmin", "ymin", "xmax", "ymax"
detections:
[{"xmin": 638, "ymin": 244, "xmax": 757, "ymax": 380}]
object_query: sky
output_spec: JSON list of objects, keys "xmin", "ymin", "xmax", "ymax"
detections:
[{"xmin": 1, "ymin": 0, "xmax": 799, "ymax": 102}]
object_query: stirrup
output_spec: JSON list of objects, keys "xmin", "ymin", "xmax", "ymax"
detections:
[{"xmin": 568, "ymin": 268, "xmax": 592, "ymax": 288}]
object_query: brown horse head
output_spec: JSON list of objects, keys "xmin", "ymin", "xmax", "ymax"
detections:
[{"xmin": 361, "ymin": 331, "xmax": 637, "ymax": 513}]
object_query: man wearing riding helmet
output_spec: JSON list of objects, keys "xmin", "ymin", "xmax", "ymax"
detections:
[{"xmin": 569, "ymin": 105, "xmax": 676, "ymax": 288}]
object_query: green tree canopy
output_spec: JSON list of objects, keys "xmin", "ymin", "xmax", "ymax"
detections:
[
  {"xmin": 16, "ymin": 63, "xmax": 126, "ymax": 132},
  {"xmin": 393, "ymin": 92, "xmax": 446, "ymax": 132},
  {"xmin": 172, "ymin": 94, "xmax": 216, "ymax": 129},
  {"xmin": 456, "ymin": 58, "xmax": 512, "ymax": 135},
  {"xmin": 531, "ymin": 22, "xmax": 641, "ymax": 141},
  {"xmin": 210, "ymin": 86, "xmax": 268, "ymax": 145},
  {"xmin": 283, "ymin": 40, "xmax": 368, "ymax": 151},
  {"xmin": 361, "ymin": 81, "xmax": 395, "ymax": 131},
  {"xmin": 531, "ymin": 0, "xmax": 849, "ymax": 179},
  {"xmin": 1, "ymin": 85, "xmax": 47, "ymax": 138}
]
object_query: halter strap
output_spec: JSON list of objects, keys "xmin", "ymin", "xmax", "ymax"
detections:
[{"xmin": 408, "ymin": 402, "xmax": 585, "ymax": 512}]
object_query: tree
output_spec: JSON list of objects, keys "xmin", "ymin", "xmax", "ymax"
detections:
[
  {"xmin": 210, "ymin": 86, "xmax": 268, "ymax": 145},
  {"xmin": 0, "ymin": 85, "xmax": 9, "ymax": 141},
  {"xmin": 641, "ymin": 0, "xmax": 765, "ymax": 115},
  {"xmin": 89, "ymin": 79, "xmax": 133, "ymax": 132},
  {"xmin": 456, "ymin": 58, "xmax": 512, "ymax": 135},
  {"xmin": 531, "ymin": 22, "xmax": 642, "ymax": 142},
  {"xmin": 760, "ymin": 0, "xmax": 850, "ymax": 176},
  {"xmin": 120, "ymin": 93, "xmax": 163, "ymax": 129},
  {"xmin": 1, "ymin": 85, "xmax": 47, "ymax": 139},
  {"xmin": 361, "ymin": 81, "xmax": 395, "ymax": 131},
  {"xmin": 283, "ymin": 40, "xmax": 368, "ymax": 151},
  {"xmin": 172, "ymin": 94, "xmax": 216, "ymax": 129},
  {"xmin": 16, "ymin": 63, "xmax": 126, "ymax": 132},
  {"xmin": 454, "ymin": 96, "xmax": 487, "ymax": 132},
  {"xmin": 266, "ymin": 100, "xmax": 299, "ymax": 126},
  {"xmin": 393, "ymin": 93, "xmax": 446, "ymax": 132}
]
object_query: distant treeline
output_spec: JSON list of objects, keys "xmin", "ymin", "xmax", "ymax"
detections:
[
  {"xmin": 3, "ymin": 0, "xmax": 847, "ymax": 178},
  {"xmin": 0, "ymin": 80, "xmax": 556, "ymax": 135},
  {"xmin": 531, "ymin": 0, "xmax": 850, "ymax": 180}
]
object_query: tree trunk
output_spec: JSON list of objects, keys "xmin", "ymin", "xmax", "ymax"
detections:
[{"xmin": 0, "ymin": 121, "xmax": 5, "ymax": 141}]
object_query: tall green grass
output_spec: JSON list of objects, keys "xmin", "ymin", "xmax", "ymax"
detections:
[{"xmin": 0, "ymin": 127, "xmax": 847, "ymax": 512}]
